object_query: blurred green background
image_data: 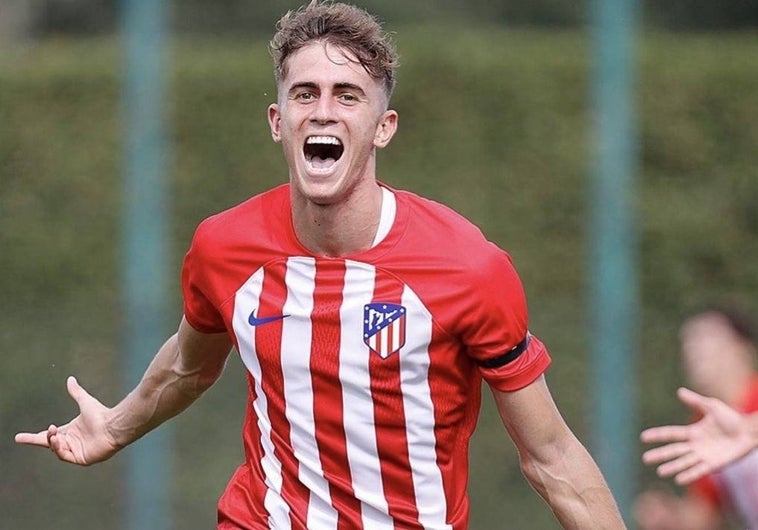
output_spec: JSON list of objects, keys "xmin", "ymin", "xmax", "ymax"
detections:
[{"xmin": 2, "ymin": 1, "xmax": 758, "ymax": 529}]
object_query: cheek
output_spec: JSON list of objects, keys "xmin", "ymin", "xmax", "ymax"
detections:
[
  {"xmin": 279, "ymin": 136, "xmax": 301, "ymax": 163},
  {"xmin": 686, "ymin": 354, "xmax": 719, "ymax": 379}
]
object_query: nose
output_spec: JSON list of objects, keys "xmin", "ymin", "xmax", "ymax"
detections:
[{"xmin": 310, "ymin": 95, "xmax": 337, "ymax": 125}]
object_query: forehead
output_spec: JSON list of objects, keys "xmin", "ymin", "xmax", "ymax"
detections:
[
  {"xmin": 679, "ymin": 314, "xmax": 739, "ymax": 358},
  {"xmin": 280, "ymin": 41, "xmax": 379, "ymax": 91},
  {"xmin": 681, "ymin": 313, "xmax": 731, "ymax": 338}
]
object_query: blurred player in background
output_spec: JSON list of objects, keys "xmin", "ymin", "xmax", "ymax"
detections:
[
  {"xmin": 15, "ymin": 1, "xmax": 625, "ymax": 528},
  {"xmin": 636, "ymin": 306, "xmax": 758, "ymax": 530}
]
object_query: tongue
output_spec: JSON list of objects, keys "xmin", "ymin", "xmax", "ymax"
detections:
[{"xmin": 311, "ymin": 156, "xmax": 336, "ymax": 169}]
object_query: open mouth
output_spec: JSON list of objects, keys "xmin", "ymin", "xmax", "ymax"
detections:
[{"xmin": 304, "ymin": 135, "xmax": 344, "ymax": 170}]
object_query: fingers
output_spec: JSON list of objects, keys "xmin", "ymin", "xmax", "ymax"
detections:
[
  {"xmin": 674, "ymin": 461, "xmax": 712, "ymax": 486},
  {"xmin": 14, "ymin": 424, "xmax": 67, "ymax": 460},
  {"xmin": 656, "ymin": 451, "xmax": 700, "ymax": 479},
  {"xmin": 642, "ymin": 442, "xmax": 690, "ymax": 466},
  {"xmin": 640, "ymin": 428, "xmax": 706, "ymax": 483},
  {"xmin": 47, "ymin": 424, "xmax": 59, "ymax": 452},
  {"xmin": 639, "ymin": 389, "xmax": 713, "ymax": 446},
  {"xmin": 641, "ymin": 424, "xmax": 690, "ymax": 444},
  {"xmin": 14, "ymin": 430, "xmax": 51, "ymax": 447},
  {"xmin": 46, "ymin": 424, "xmax": 78, "ymax": 463},
  {"xmin": 17, "ymin": 376, "xmax": 87, "ymax": 445},
  {"xmin": 16, "ymin": 377, "xmax": 89, "ymax": 464},
  {"xmin": 16, "ymin": 377, "xmax": 85, "ymax": 448},
  {"xmin": 16, "ymin": 424, "xmax": 80, "ymax": 464}
]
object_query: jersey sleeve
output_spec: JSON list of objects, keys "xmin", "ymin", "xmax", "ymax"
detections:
[
  {"xmin": 459, "ymin": 244, "xmax": 551, "ymax": 392},
  {"xmin": 181, "ymin": 219, "xmax": 227, "ymax": 334}
]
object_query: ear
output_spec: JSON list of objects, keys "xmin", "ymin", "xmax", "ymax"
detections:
[
  {"xmin": 268, "ymin": 103, "xmax": 282, "ymax": 143},
  {"xmin": 373, "ymin": 109, "xmax": 398, "ymax": 149}
]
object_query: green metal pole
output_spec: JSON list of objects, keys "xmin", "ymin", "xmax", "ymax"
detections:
[
  {"xmin": 589, "ymin": 0, "xmax": 639, "ymax": 524},
  {"xmin": 121, "ymin": 0, "xmax": 171, "ymax": 529}
]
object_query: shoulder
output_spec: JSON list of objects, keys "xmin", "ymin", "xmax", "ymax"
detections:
[
  {"xmin": 396, "ymin": 189, "xmax": 485, "ymax": 237},
  {"xmin": 394, "ymin": 188, "xmax": 514, "ymax": 273},
  {"xmin": 191, "ymin": 184, "xmax": 289, "ymax": 253},
  {"xmin": 194, "ymin": 184, "xmax": 288, "ymax": 238},
  {"xmin": 185, "ymin": 184, "xmax": 292, "ymax": 279}
]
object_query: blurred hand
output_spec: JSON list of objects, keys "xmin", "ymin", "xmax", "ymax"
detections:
[
  {"xmin": 634, "ymin": 490, "xmax": 683, "ymax": 530},
  {"xmin": 634, "ymin": 487, "xmax": 720, "ymax": 530},
  {"xmin": 15, "ymin": 376, "xmax": 122, "ymax": 465},
  {"xmin": 641, "ymin": 387, "xmax": 756, "ymax": 485}
]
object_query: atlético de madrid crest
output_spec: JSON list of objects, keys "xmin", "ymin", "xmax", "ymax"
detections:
[{"xmin": 363, "ymin": 303, "xmax": 407, "ymax": 358}]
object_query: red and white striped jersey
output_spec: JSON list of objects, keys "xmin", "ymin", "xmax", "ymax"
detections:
[{"xmin": 182, "ymin": 183, "xmax": 551, "ymax": 530}]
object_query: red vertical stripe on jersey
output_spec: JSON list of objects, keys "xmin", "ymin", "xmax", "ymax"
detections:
[
  {"xmin": 370, "ymin": 275, "xmax": 423, "ymax": 528},
  {"xmin": 310, "ymin": 259, "xmax": 363, "ymax": 529},
  {"xmin": 427, "ymin": 324, "xmax": 480, "ymax": 530},
  {"xmin": 228, "ymin": 372, "xmax": 272, "ymax": 523},
  {"xmin": 255, "ymin": 261, "xmax": 310, "ymax": 529}
]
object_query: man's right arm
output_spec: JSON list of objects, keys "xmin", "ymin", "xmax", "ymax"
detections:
[
  {"xmin": 106, "ymin": 316, "xmax": 232, "ymax": 449},
  {"xmin": 15, "ymin": 316, "xmax": 232, "ymax": 465}
]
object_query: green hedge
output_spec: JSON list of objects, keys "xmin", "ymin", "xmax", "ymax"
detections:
[{"xmin": 2, "ymin": 29, "xmax": 757, "ymax": 529}]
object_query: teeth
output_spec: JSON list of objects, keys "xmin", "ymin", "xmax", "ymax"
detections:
[{"xmin": 306, "ymin": 136, "xmax": 342, "ymax": 146}]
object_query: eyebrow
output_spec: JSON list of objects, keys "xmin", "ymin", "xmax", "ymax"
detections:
[
  {"xmin": 334, "ymin": 82, "xmax": 366, "ymax": 96},
  {"xmin": 288, "ymin": 82, "xmax": 318, "ymax": 95},
  {"xmin": 288, "ymin": 81, "xmax": 367, "ymax": 97}
]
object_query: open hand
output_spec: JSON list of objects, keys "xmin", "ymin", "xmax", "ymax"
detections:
[
  {"xmin": 641, "ymin": 387, "xmax": 755, "ymax": 484},
  {"xmin": 15, "ymin": 376, "xmax": 122, "ymax": 466}
]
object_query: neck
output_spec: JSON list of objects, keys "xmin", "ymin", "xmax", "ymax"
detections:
[{"xmin": 291, "ymin": 180, "xmax": 383, "ymax": 257}]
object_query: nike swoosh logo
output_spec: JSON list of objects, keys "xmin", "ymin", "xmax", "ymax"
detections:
[{"xmin": 248, "ymin": 311, "xmax": 290, "ymax": 326}]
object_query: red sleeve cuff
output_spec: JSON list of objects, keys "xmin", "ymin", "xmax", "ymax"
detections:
[{"xmin": 480, "ymin": 336, "xmax": 552, "ymax": 392}]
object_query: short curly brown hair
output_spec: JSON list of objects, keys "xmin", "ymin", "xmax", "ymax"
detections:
[{"xmin": 269, "ymin": 1, "xmax": 398, "ymax": 100}]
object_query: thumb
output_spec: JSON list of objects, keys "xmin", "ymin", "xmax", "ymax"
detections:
[
  {"xmin": 676, "ymin": 387, "xmax": 710, "ymax": 413},
  {"xmin": 66, "ymin": 375, "xmax": 94, "ymax": 408}
]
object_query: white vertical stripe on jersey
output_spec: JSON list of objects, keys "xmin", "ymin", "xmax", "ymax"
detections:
[
  {"xmin": 400, "ymin": 286, "xmax": 453, "ymax": 530},
  {"xmin": 392, "ymin": 319, "xmax": 401, "ymax": 355},
  {"xmin": 280, "ymin": 257, "xmax": 339, "ymax": 530},
  {"xmin": 232, "ymin": 267, "xmax": 292, "ymax": 529},
  {"xmin": 340, "ymin": 260, "xmax": 395, "ymax": 529},
  {"xmin": 379, "ymin": 323, "xmax": 390, "ymax": 358}
]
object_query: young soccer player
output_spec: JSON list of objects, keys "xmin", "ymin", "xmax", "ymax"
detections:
[{"xmin": 16, "ymin": 2, "xmax": 625, "ymax": 528}]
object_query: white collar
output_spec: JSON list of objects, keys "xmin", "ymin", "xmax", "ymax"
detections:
[{"xmin": 371, "ymin": 187, "xmax": 396, "ymax": 248}]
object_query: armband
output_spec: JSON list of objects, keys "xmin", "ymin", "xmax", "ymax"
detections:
[{"xmin": 476, "ymin": 333, "xmax": 531, "ymax": 368}]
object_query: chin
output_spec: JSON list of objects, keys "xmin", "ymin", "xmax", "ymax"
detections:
[{"xmin": 293, "ymin": 175, "xmax": 346, "ymax": 205}]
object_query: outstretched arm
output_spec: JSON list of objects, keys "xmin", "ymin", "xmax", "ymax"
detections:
[
  {"xmin": 15, "ymin": 316, "xmax": 232, "ymax": 465},
  {"xmin": 640, "ymin": 387, "xmax": 758, "ymax": 485},
  {"xmin": 493, "ymin": 376, "xmax": 626, "ymax": 529}
]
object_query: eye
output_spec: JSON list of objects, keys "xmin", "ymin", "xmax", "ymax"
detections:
[
  {"xmin": 294, "ymin": 91, "xmax": 316, "ymax": 102},
  {"xmin": 338, "ymin": 93, "xmax": 358, "ymax": 104}
]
